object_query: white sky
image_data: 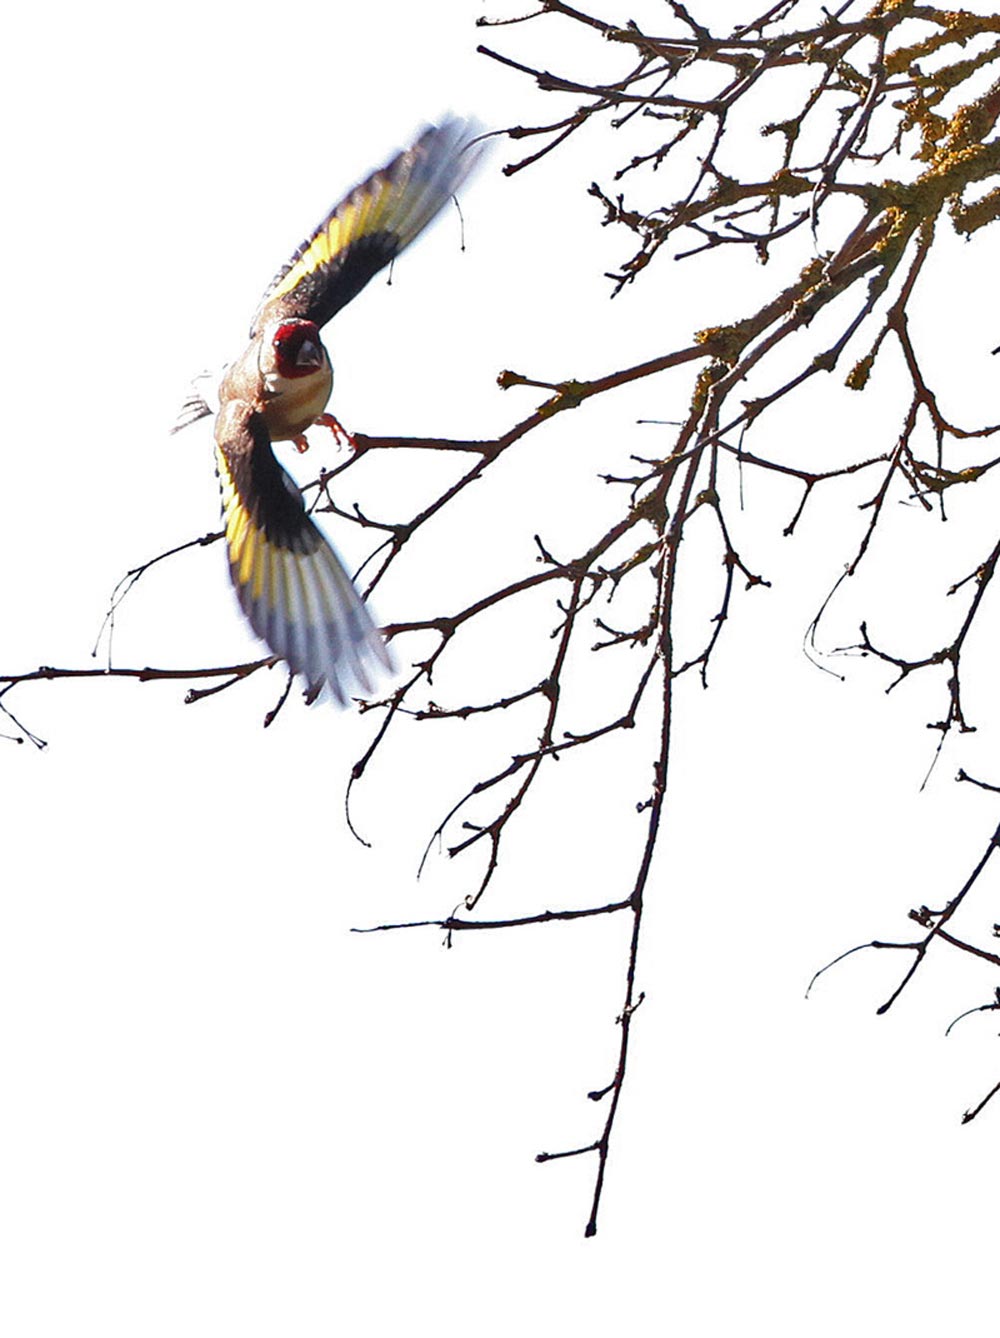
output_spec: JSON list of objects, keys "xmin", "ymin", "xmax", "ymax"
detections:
[{"xmin": 3, "ymin": 2, "xmax": 1000, "ymax": 1333}]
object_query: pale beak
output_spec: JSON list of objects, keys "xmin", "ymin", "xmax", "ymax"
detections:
[{"xmin": 296, "ymin": 340, "xmax": 324, "ymax": 370}]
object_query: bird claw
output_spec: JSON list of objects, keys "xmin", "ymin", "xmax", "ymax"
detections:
[
  {"xmin": 292, "ymin": 413, "xmax": 355, "ymax": 455},
  {"xmin": 314, "ymin": 412, "xmax": 356, "ymax": 451}
]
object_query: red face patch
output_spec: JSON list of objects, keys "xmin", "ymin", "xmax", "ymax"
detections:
[{"xmin": 272, "ymin": 321, "xmax": 325, "ymax": 378}]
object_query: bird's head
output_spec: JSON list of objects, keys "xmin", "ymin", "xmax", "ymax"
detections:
[{"xmin": 262, "ymin": 319, "xmax": 327, "ymax": 380}]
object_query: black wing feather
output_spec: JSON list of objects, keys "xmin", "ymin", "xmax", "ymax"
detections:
[
  {"xmin": 250, "ymin": 118, "xmax": 481, "ymax": 336},
  {"xmin": 214, "ymin": 400, "xmax": 391, "ymax": 703}
]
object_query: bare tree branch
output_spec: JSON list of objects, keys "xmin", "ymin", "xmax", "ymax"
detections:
[{"xmin": 9, "ymin": 0, "xmax": 1000, "ymax": 1235}]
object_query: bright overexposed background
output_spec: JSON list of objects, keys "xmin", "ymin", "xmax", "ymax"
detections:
[{"xmin": 2, "ymin": 2, "xmax": 999, "ymax": 1333}]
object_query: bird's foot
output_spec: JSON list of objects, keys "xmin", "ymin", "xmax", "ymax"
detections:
[{"xmin": 314, "ymin": 412, "xmax": 356, "ymax": 451}]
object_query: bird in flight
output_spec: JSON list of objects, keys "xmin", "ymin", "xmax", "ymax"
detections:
[{"xmin": 191, "ymin": 120, "xmax": 480, "ymax": 705}]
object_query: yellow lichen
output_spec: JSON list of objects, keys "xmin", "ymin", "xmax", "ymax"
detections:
[{"xmin": 846, "ymin": 353, "xmax": 876, "ymax": 390}]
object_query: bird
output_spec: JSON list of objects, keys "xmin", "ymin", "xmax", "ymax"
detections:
[{"xmin": 198, "ymin": 119, "xmax": 481, "ymax": 706}]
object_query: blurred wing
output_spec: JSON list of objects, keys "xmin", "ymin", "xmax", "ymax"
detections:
[
  {"xmin": 214, "ymin": 399, "xmax": 392, "ymax": 704},
  {"xmin": 250, "ymin": 118, "xmax": 481, "ymax": 336}
]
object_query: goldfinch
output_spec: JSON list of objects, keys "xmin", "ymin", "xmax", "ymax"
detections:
[{"xmin": 207, "ymin": 119, "xmax": 480, "ymax": 705}]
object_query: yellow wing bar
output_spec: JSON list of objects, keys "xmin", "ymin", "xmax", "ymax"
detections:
[
  {"xmin": 214, "ymin": 401, "xmax": 392, "ymax": 703},
  {"xmin": 250, "ymin": 119, "xmax": 482, "ymax": 335}
]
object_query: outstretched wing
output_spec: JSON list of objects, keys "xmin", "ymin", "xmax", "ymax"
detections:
[
  {"xmin": 250, "ymin": 118, "xmax": 480, "ymax": 337},
  {"xmin": 214, "ymin": 399, "xmax": 392, "ymax": 704}
]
